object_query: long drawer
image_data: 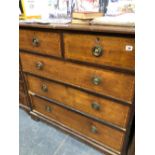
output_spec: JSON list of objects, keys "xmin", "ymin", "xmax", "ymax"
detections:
[
  {"xmin": 20, "ymin": 52, "xmax": 134, "ymax": 103},
  {"xmin": 19, "ymin": 29, "xmax": 62, "ymax": 57},
  {"xmin": 20, "ymin": 53, "xmax": 134, "ymax": 103},
  {"xmin": 64, "ymin": 33, "xmax": 135, "ymax": 71},
  {"xmin": 30, "ymin": 96, "xmax": 125, "ymax": 152},
  {"xmin": 27, "ymin": 75, "xmax": 130, "ymax": 129}
]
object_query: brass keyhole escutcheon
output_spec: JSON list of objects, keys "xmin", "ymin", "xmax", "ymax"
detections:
[{"xmin": 92, "ymin": 46, "xmax": 103, "ymax": 57}]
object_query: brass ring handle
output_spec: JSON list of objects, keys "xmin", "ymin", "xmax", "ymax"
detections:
[
  {"xmin": 41, "ymin": 84, "xmax": 48, "ymax": 92},
  {"xmin": 92, "ymin": 76, "xmax": 101, "ymax": 85},
  {"xmin": 91, "ymin": 102, "xmax": 100, "ymax": 111},
  {"xmin": 91, "ymin": 125, "xmax": 97, "ymax": 133},
  {"xmin": 32, "ymin": 38, "xmax": 40, "ymax": 47},
  {"xmin": 45, "ymin": 105, "xmax": 52, "ymax": 112},
  {"xmin": 36, "ymin": 61, "xmax": 43, "ymax": 70},
  {"xmin": 92, "ymin": 46, "xmax": 103, "ymax": 57}
]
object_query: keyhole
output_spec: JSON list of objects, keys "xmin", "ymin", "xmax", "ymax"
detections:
[{"xmin": 96, "ymin": 37, "xmax": 100, "ymax": 43}]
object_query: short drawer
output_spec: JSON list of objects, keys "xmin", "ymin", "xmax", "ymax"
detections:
[
  {"xmin": 31, "ymin": 96, "xmax": 125, "ymax": 152},
  {"xmin": 20, "ymin": 52, "xmax": 134, "ymax": 103},
  {"xmin": 19, "ymin": 29, "xmax": 62, "ymax": 57},
  {"xmin": 64, "ymin": 33, "xmax": 135, "ymax": 71},
  {"xmin": 27, "ymin": 75, "xmax": 130, "ymax": 129}
]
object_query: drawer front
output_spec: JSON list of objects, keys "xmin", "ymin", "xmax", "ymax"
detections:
[
  {"xmin": 19, "ymin": 29, "xmax": 61, "ymax": 57},
  {"xmin": 20, "ymin": 52, "xmax": 134, "ymax": 103},
  {"xmin": 31, "ymin": 96, "xmax": 125, "ymax": 152},
  {"xmin": 27, "ymin": 75, "xmax": 130, "ymax": 128},
  {"xmin": 64, "ymin": 33, "xmax": 135, "ymax": 71}
]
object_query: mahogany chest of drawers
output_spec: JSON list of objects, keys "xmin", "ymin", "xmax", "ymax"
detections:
[{"xmin": 19, "ymin": 23, "xmax": 135, "ymax": 155}]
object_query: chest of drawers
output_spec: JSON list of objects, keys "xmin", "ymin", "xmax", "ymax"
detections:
[{"xmin": 19, "ymin": 24, "xmax": 135, "ymax": 155}]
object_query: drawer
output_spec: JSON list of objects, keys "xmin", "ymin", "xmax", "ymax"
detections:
[
  {"xmin": 20, "ymin": 52, "xmax": 134, "ymax": 103},
  {"xmin": 19, "ymin": 29, "xmax": 62, "ymax": 57},
  {"xmin": 64, "ymin": 33, "xmax": 135, "ymax": 71},
  {"xmin": 27, "ymin": 75, "xmax": 130, "ymax": 128},
  {"xmin": 31, "ymin": 96, "xmax": 125, "ymax": 152}
]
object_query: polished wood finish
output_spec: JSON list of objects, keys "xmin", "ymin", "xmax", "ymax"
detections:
[
  {"xmin": 19, "ymin": 29, "xmax": 62, "ymax": 57},
  {"xmin": 19, "ymin": 81, "xmax": 25, "ymax": 92},
  {"xmin": 64, "ymin": 33, "xmax": 135, "ymax": 71},
  {"xmin": 19, "ymin": 23, "xmax": 135, "ymax": 155},
  {"xmin": 19, "ymin": 23, "xmax": 135, "ymax": 34},
  {"xmin": 30, "ymin": 111, "xmax": 116, "ymax": 155},
  {"xmin": 127, "ymin": 133, "xmax": 135, "ymax": 155},
  {"xmin": 20, "ymin": 53, "xmax": 134, "ymax": 103},
  {"xmin": 19, "ymin": 69, "xmax": 29, "ymax": 109},
  {"xmin": 27, "ymin": 74, "xmax": 130, "ymax": 129},
  {"xmin": 19, "ymin": 91, "xmax": 28, "ymax": 106},
  {"xmin": 31, "ymin": 96, "xmax": 124, "ymax": 152}
]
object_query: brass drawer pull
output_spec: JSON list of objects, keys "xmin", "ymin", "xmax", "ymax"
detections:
[
  {"xmin": 92, "ymin": 46, "xmax": 103, "ymax": 57},
  {"xmin": 41, "ymin": 84, "xmax": 48, "ymax": 92},
  {"xmin": 91, "ymin": 125, "xmax": 97, "ymax": 133},
  {"xmin": 91, "ymin": 102, "xmax": 100, "ymax": 111},
  {"xmin": 36, "ymin": 61, "xmax": 43, "ymax": 70},
  {"xmin": 32, "ymin": 38, "xmax": 40, "ymax": 47},
  {"xmin": 92, "ymin": 76, "xmax": 101, "ymax": 85},
  {"xmin": 45, "ymin": 105, "xmax": 52, "ymax": 112}
]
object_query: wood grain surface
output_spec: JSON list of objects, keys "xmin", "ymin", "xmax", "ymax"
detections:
[
  {"xmin": 27, "ymin": 74, "xmax": 130, "ymax": 128},
  {"xmin": 20, "ymin": 52, "xmax": 134, "ymax": 103},
  {"xmin": 19, "ymin": 23, "xmax": 135, "ymax": 34},
  {"xmin": 64, "ymin": 33, "xmax": 135, "ymax": 71},
  {"xmin": 19, "ymin": 29, "xmax": 62, "ymax": 57},
  {"xmin": 31, "ymin": 96, "xmax": 125, "ymax": 152}
]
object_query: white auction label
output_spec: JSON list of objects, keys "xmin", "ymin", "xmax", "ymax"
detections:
[{"xmin": 125, "ymin": 45, "xmax": 133, "ymax": 52}]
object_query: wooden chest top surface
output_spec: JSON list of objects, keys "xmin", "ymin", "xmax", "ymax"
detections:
[{"xmin": 19, "ymin": 23, "xmax": 135, "ymax": 35}]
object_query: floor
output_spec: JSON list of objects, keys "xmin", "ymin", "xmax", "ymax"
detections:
[{"xmin": 19, "ymin": 108, "xmax": 104, "ymax": 155}]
